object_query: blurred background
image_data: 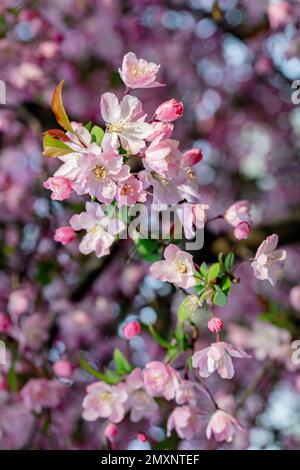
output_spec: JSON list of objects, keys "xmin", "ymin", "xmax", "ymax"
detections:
[{"xmin": 1, "ymin": 0, "xmax": 300, "ymax": 450}]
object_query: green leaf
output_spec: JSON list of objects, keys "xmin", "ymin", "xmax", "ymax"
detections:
[
  {"xmin": 91, "ymin": 125, "xmax": 104, "ymax": 145},
  {"xmin": 148, "ymin": 324, "xmax": 173, "ymax": 350},
  {"xmin": 199, "ymin": 262, "xmax": 208, "ymax": 277},
  {"xmin": 103, "ymin": 368, "xmax": 122, "ymax": 384},
  {"xmin": 164, "ymin": 348, "xmax": 179, "ymax": 363},
  {"xmin": 213, "ymin": 285, "xmax": 228, "ymax": 307},
  {"xmin": 84, "ymin": 121, "xmax": 93, "ymax": 132},
  {"xmin": 218, "ymin": 252, "xmax": 225, "ymax": 271},
  {"xmin": 221, "ymin": 276, "xmax": 232, "ymax": 296},
  {"xmin": 178, "ymin": 295, "xmax": 200, "ymax": 323},
  {"xmin": 113, "ymin": 348, "xmax": 132, "ymax": 375},
  {"xmin": 208, "ymin": 263, "xmax": 220, "ymax": 282},
  {"xmin": 79, "ymin": 354, "xmax": 115, "ymax": 384},
  {"xmin": 224, "ymin": 253, "xmax": 235, "ymax": 271},
  {"xmin": 135, "ymin": 239, "xmax": 161, "ymax": 262}
]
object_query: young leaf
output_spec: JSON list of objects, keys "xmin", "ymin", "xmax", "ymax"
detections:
[
  {"xmin": 208, "ymin": 263, "xmax": 220, "ymax": 282},
  {"xmin": 224, "ymin": 252, "xmax": 235, "ymax": 271},
  {"xmin": 51, "ymin": 80, "xmax": 74, "ymax": 133},
  {"xmin": 42, "ymin": 133, "xmax": 73, "ymax": 158},
  {"xmin": 91, "ymin": 125, "xmax": 104, "ymax": 145},
  {"xmin": 199, "ymin": 262, "xmax": 208, "ymax": 277},
  {"xmin": 213, "ymin": 285, "xmax": 228, "ymax": 307},
  {"xmin": 78, "ymin": 354, "xmax": 113, "ymax": 383},
  {"xmin": 113, "ymin": 348, "xmax": 132, "ymax": 375},
  {"xmin": 178, "ymin": 295, "xmax": 200, "ymax": 323}
]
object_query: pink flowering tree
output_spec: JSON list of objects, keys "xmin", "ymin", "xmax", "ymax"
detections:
[{"xmin": 0, "ymin": 0, "xmax": 300, "ymax": 451}]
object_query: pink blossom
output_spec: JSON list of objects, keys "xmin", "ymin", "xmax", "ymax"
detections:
[
  {"xmin": 70, "ymin": 202, "xmax": 125, "ymax": 258},
  {"xmin": 126, "ymin": 368, "xmax": 159, "ymax": 422},
  {"xmin": 100, "ymin": 92, "xmax": 152, "ymax": 154},
  {"xmin": 234, "ymin": 221, "xmax": 250, "ymax": 240},
  {"xmin": 21, "ymin": 379, "xmax": 63, "ymax": 412},
  {"xmin": 192, "ymin": 342, "xmax": 250, "ymax": 380},
  {"xmin": 72, "ymin": 150, "xmax": 125, "ymax": 204},
  {"xmin": 167, "ymin": 406, "xmax": 203, "ymax": 440},
  {"xmin": 54, "ymin": 226, "xmax": 76, "ymax": 245},
  {"xmin": 0, "ymin": 312, "xmax": 10, "ymax": 333},
  {"xmin": 144, "ymin": 136, "xmax": 181, "ymax": 177},
  {"xmin": 122, "ymin": 321, "xmax": 141, "ymax": 340},
  {"xmin": 149, "ymin": 244, "xmax": 196, "ymax": 289},
  {"xmin": 206, "ymin": 410, "xmax": 242, "ymax": 443},
  {"xmin": 119, "ymin": 52, "xmax": 164, "ymax": 89},
  {"xmin": 116, "ymin": 175, "xmax": 146, "ymax": 207},
  {"xmin": 138, "ymin": 170, "xmax": 183, "ymax": 205},
  {"xmin": 137, "ymin": 433, "xmax": 148, "ymax": 443},
  {"xmin": 105, "ymin": 423, "xmax": 119, "ymax": 442},
  {"xmin": 155, "ymin": 99, "xmax": 184, "ymax": 122},
  {"xmin": 175, "ymin": 380, "xmax": 198, "ymax": 406},
  {"xmin": 82, "ymin": 381, "xmax": 128, "ymax": 423},
  {"xmin": 43, "ymin": 176, "xmax": 72, "ymax": 201},
  {"xmin": 53, "ymin": 360, "xmax": 73, "ymax": 378},
  {"xmin": 208, "ymin": 317, "xmax": 224, "ymax": 334},
  {"xmin": 143, "ymin": 361, "xmax": 179, "ymax": 400},
  {"xmin": 251, "ymin": 234, "xmax": 286, "ymax": 286},
  {"xmin": 176, "ymin": 203, "xmax": 210, "ymax": 239},
  {"xmin": 146, "ymin": 121, "xmax": 174, "ymax": 142},
  {"xmin": 224, "ymin": 200, "xmax": 251, "ymax": 228},
  {"xmin": 290, "ymin": 286, "xmax": 300, "ymax": 312}
]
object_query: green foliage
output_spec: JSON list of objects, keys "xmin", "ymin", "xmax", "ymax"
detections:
[
  {"xmin": 178, "ymin": 295, "xmax": 200, "ymax": 323},
  {"xmin": 134, "ymin": 238, "xmax": 162, "ymax": 262},
  {"xmin": 91, "ymin": 125, "xmax": 104, "ymax": 145},
  {"xmin": 113, "ymin": 348, "xmax": 133, "ymax": 375}
]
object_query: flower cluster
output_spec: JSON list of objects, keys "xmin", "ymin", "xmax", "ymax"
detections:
[{"xmin": 41, "ymin": 53, "xmax": 286, "ymax": 448}]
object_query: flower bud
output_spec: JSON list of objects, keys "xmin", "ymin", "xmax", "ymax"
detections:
[
  {"xmin": 54, "ymin": 226, "xmax": 75, "ymax": 245},
  {"xmin": 105, "ymin": 423, "xmax": 119, "ymax": 442},
  {"xmin": 155, "ymin": 99, "xmax": 184, "ymax": 122},
  {"xmin": 208, "ymin": 317, "xmax": 224, "ymax": 333},
  {"xmin": 182, "ymin": 148, "xmax": 203, "ymax": 167},
  {"xmin": 137, "ymin": 433, "xmax": 148, "ymax": 443},
  {"xmin": 0, "ymin": 312, "xmax": 10, "ymax": 333},
  {"xmin": 234, "ymin": 222, "xmax": 250, "ymax": 240},
  {"xmin": 53, "ymin": 360, "xmax": 73, "ymax": 378},
  {"xmin": 122, "ymin": 320, "xmax": 141, "ymax": 340}
]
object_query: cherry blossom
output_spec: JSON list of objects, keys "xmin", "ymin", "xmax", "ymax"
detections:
[
  {"xmin": 125, "ymin": 368, "xmax": 158, "ymax": 422},
  {"xmin": 167, "ymin": 406, "xmax": 203, "ymax": 440},
  {"xmin": 100, "ymin": 92, "xmax": 152, "ymax": 154},
  {"xmin": 154, "ymin": 99, "xmax": 184, "ymax": 123},
  {"xmin": 192, "ymin": 342, "xmax": 250, "ymax": 380},
  {"xmin": 43, "ymin": 176, "xmax": 73, "ymax": 201},
  {"xmin": 119, "ymin": 52, "xmax": 164, "ymax": 89},
  {"xmin": 251, "ymin": 234, "xmax": 286, "ymax": 286},
  {"xmin": 149, "ymin": 244, "xmax": 196, "ymax": 289},
  {"xmin": 70, "ymin": 202, "xmax": 125, "ymax": 258},
  {"xmin": 82, "ymin": 382, "xmax": 128, "ymax": 423},
  {"xmin": 143, "ymin": 361, "xmax": 179, "ymax": 400},
  {"xmin": 206, "ymin": 410, "xmax": 242, "ymax": 443}
]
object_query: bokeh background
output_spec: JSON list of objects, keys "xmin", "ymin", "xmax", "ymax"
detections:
[{"xmin": 1, "ymin": 0, "xmax": 300, "ymax": 450}]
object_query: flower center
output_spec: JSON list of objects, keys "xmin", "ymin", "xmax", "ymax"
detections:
[
  {"xmin": 93, "ymin": 164, "xmax": 107, "ymax": 181},
  {"xmin": 121, "ymin": 184, "xmax": 134, "ymax": 196},
  {"xmin": 153, "ymin": 173, "xmax": 169, "ymax": 186},
  {"xmin": 99, "ymin": 391, "xmax": 113, "ymax": 402},
  {"xmin": 130, "ymin": 64, "xmax": 145, "ymax": 78},
  {"xmin": 106, "ymin": 121, "xmax": 124, "ymax": 133},
  {"xmin": 174, "ymin": 260, "xmax": 188, "ymax": 274},
  {"xmin": 186, "ymin": 167, "xmax": 196, "ymax": 180}
]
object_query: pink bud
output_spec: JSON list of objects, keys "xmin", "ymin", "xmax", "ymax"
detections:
[
  {"xmin": 182, "ymin": 148, "xmax": 203, "ymax": 167},
  {"xmin": 54, "ymin": 226, "xmax": 75, "ymax": 245},
  {"xmin": 137, "ymin": 433, "xmax": 148, "ymax": 443},
  {"xmin": 53, "ymin": 360, "xmax": 73, "ymax": 378},
  {"xmin": 234, "ymin": 222, "xmax": 250, "ymax": 240},
  {"xmin": 0, "ymin": 312, "xmax": 10, "ymax": 333},
  {"xmin": 208, "ymin": 317, "xmax": 224, "ymax": 333},
  {"xmin": 122, "ymin": 321, "xmax": 141, "ymax": 340},
  {"xmin": 155, "ymin": 99, "xmax": 184, "ymax": 122},
  {"xmin": 105, "ymin": 423, "xmax": 119, "ymax": 442}
]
